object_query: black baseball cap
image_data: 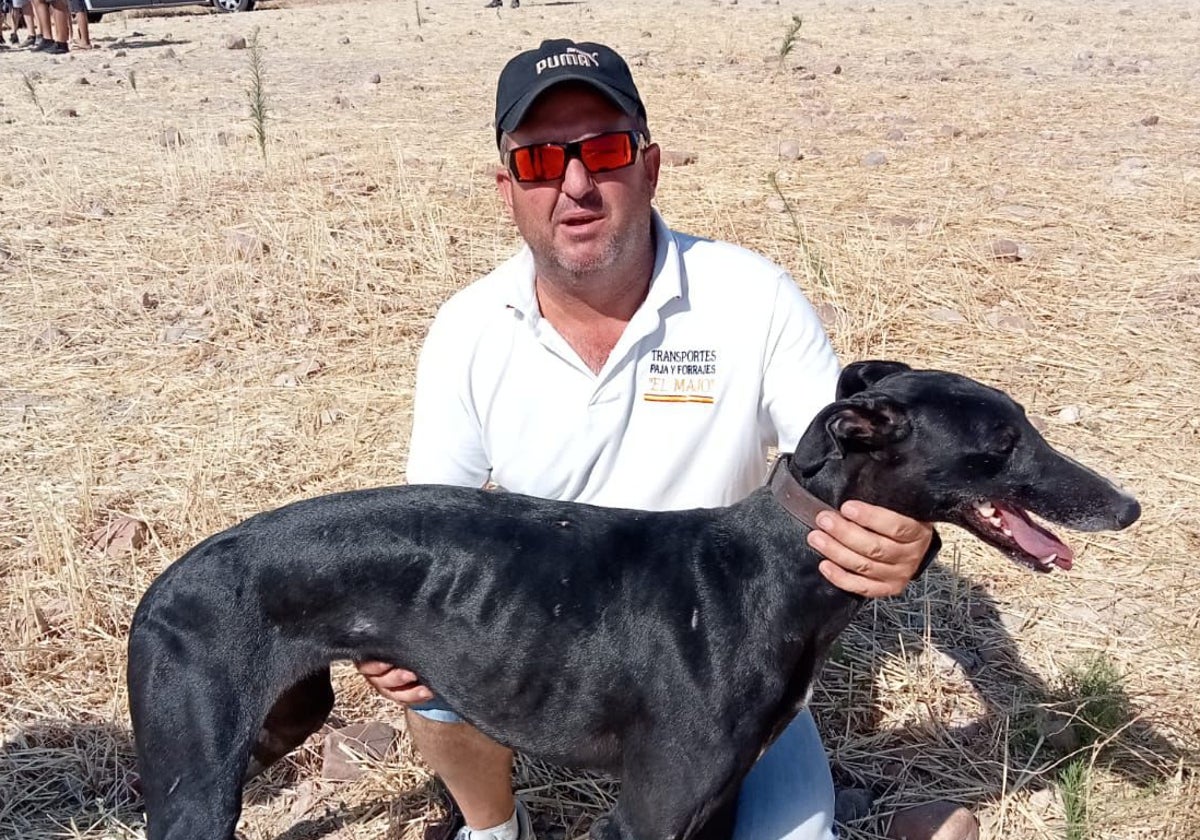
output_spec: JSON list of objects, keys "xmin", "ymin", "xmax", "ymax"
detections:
[{"xmin": 494, "ymin": 39, "xmax": 647, "ymax": 148}]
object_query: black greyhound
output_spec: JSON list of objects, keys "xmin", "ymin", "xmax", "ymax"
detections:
[{"xmin": 127, "ymin": 361, "xmax": 1140, "ymax": 840}]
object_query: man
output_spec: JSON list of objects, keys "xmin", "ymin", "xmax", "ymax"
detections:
[
  {"xmin": 69, "ymin": 0, "xmax": 90, "ymax": 50},
  {"xmin": 358, "ymin": 40, "xmax": 936, "ymax": 840}
]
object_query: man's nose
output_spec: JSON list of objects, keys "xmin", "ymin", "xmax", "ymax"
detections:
[{"xmin": 560, "ymin": 156, "xmax": 597, "ymax": 199}]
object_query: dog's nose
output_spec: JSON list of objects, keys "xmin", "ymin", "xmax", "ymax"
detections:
[{"xmin": 1115, "ymin": 494, "xmax": 1141, "ymax": 529}]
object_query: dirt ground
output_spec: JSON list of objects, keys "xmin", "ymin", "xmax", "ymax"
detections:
[{"xmin": 2, "ymin": 0, "xmax": 1199, "ymax": 837}]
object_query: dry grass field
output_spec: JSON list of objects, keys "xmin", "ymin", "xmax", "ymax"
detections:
[{"xmin": 2, "ymin": 0, "xmax": 1199, "ymax": 837}]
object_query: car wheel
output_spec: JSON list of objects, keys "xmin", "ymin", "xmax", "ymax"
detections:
[
  {"xmin": 212, "ymin": 0, "xmax": 255, "ymax": 12},
  {"xmin": 86, "ymin": 11, "xmax": 103, "ymax": 21}
]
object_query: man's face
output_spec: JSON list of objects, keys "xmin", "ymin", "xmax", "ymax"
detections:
[{"xmin": 496, "ymin": 84, "xmax": 661, "ymax": 281}]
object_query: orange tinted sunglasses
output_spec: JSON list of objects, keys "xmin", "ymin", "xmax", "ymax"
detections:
[{"xmin": 505, "ymin": 131, "xmax": 647, "ymax": 183}]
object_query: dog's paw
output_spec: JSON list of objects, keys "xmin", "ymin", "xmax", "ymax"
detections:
[{"xmin": 589, "ymin": 814, "xmax": 624, "ymax": 840}]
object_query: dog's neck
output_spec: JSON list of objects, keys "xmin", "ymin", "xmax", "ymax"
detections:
[{"xmin": 767, "ymin": 456, "xmax": 838, "ymax": 529}]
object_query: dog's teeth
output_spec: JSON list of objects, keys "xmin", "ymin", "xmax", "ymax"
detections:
[
  {"xmin": 1042, "ymin": 553, "xmax": 1057, "ymax": 564},
  {"xmin": 976, "ymin": 502, "xmax": 996, "ymax": 516},
  {"xmin": 1001, "ymin": 526, "xmax": 1012, "ymax": 537}
]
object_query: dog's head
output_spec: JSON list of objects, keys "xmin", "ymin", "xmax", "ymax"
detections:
[{"xmin": 791, "ymin": 360, "xmax": 1141, "ymax": 572}]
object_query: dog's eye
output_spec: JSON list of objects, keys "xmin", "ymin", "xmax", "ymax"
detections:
[{"xmin": 987, "ymin": 427, "xmax": 1018, "ymax": 456}]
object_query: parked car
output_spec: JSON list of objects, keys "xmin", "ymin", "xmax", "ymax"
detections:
[{"xmin": 85, "ymin": 0, "xmax": 254, "ymax": 23}]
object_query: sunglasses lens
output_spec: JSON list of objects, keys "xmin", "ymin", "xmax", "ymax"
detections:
[
  {"xmin": 579, "ymin": 132, "xmax": 635, "ymax": 173},
  {"xmin": 508, "ymin": 133, "xmax": 639, "ymax": 182},
  {"xmin": 511, "ymin": 144, "xmax": 566, "ymax": 182}
]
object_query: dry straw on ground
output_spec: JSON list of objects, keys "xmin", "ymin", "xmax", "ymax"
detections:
[{"xmin": 2, "ymin": 0, "xmax": 1198, "ymax": 837}]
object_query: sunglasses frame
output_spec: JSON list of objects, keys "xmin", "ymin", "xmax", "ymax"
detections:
[{"xmin": 504, "ymin": 130, "xmax": 648, "ymax": 183}]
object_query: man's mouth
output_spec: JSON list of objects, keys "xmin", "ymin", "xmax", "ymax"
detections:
[
  {"xmin": 558, "ymin": 213, "xmax": 604, "ymax": 229},
  {"xmin": 961, "ymin": 500, "xmax": 1075, "ymax": 572}
]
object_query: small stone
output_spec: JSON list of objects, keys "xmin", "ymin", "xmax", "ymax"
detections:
[
  {"xmin": 77, "ymin": 76, "xmax": 90, "ymax": 85},
  {"xmin": 114, "ymin": 50, "xmax": 126, "ymax": 57},
  {"xmin": 1180, "ymin": 10, "xmax": 1192, "ymax": 19},
  {"xmin": 1028, "ymin": 786, "xmax": 1058, "ymax": 814},
  {"xmin": 941, "ymin": 124, "xmax": 964, "ymax": 138},
  {"xmin": 88, "ymin": 515, "xmax": 150, "ymax": 558},
  {"xmin": 33, "ymin": 326, "xmax": 70, "ymax": 349},
  {"xmin": 814, "ymin": 302, "xmax": 846, "ymax": 328},
  {"xmin": 886, "ymin": 802, "xmax": 979, "ymax": 840},
  {"xmin": 367, "ymin": 73, "xmax": 382, "ymax": 85},
  {"xmin": 1139, "ymin": 114, "xmax": 1159, "ymax": 126},
  {"xmin": 319, "ymin": 408, "xmax": 344, "ymax": 427},
  {"xmin": 885, "ymin": 128, "xmax": 906, "ymax": 141},
  {"xmin": 766, "ymin": 196, "xmax": 787, "ymax": 213},
  {"xmin": 989, "ymin": 238, "xmax": 1022, "ymax": 261},
  {"xmin": 224, "ymin": 229, "xmax": 268, "ymax": 260},
  {"xmin": 141, "ymin": 291, "xmax": 160, "ymax": 310},
  {"xmin": 333, "ymin": 95, "xmax": 353, "ymax": 109},
  {"xmin": 983, "ymin": 308, "xmax": 1033, "ymax": 331},
  {"xmin": 86, "ymin": 203, "xmax": 114, "ymax": 219},
  {"xmin": 1036, "ymin": 708, "xmax": 1082, "ymax": 753},
  {"xmin": 661, "ymin": 150, "xmax": 698, "ymax": 167},
  {"xmin": 835, "ymin": 788, "xmax": 874, "ymax": 824},
  {"xmin": 1056, "ymin": 405, "xmax": 1082, "ymax": 424},
  {"xmin": 862, "ymin": 150, "xmax": 888, "ymax": 167},
  {"xmin": 162, "ymin": 324, "xmax": 209, "ymax": 344},
  {"xmin": 162, "ymin": 47, "xmax": 176, "ymax": 59},
  {"xmin": 58, "ymin": 108, "xmax": 79, "ymax": 118},
  {"xmin": 321, "ymin": 722, "xmax": 397, "ymax": 782},
  {"xmin": 338, "ymin": 36, "xmax": 350, "ymax": 44},
  {"xmin": 159, "ymin": 127, "xmax": 185, "ymax": 148},
  {"xmin": 1117, "ymin": 7, "xmax": 1133, "ymax": 16},
  {"xmin": 778, "ymin": 139, "xmax": 802, "ymax": 161},
  {"xmin": 925, "ymin": 307, "xmax": 967, "ymax": 324},
  {"xmin": 224, "ymin": 34, "xmax": 247, "ymax": 50}
]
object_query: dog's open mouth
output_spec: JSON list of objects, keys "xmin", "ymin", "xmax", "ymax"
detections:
[{"xmin": 964, "ymin": 501, "xmax": 1075, "ymax": 572}]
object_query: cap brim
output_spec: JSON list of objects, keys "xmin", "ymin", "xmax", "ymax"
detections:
[{"xmin": 495, "ymin": 74, "xmax": 642, "ymax": 145}]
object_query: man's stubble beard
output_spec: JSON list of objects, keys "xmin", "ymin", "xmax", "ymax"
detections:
[{"xmin": 536, "ymin": 200, "xmax": 655, "ymax": 288}]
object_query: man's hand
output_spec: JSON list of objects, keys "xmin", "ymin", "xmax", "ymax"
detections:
[
  {"xmin": 356, "ymin": 661, "xmax": 435, "ymax": 705},
  {"xmin": 807, "ymin": 501, "xmax": 933, "ymax": 598}
]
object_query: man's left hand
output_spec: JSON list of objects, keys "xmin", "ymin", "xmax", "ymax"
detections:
[{"xmin": 807, "ymin": 501, "xmax": 933, "ymax": 598}]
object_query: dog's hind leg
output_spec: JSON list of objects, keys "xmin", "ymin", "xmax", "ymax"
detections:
[
  {"xmin": 592, "ymin": 750, "xmax": 740, "ymax": 840},
  {"xmin": 128, "ymin": 622, "xmax": 294, "ymax": 840},
  {"xmin": 245, "ymin": 666, "xmax": 335, "ymax": 781}
]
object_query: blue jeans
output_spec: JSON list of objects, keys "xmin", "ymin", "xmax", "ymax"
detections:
[{"xmin": 411, "ymin": 701, "xmax": 836, "ymax": 840}]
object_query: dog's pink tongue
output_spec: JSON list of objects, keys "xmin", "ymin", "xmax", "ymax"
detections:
[{"xmin": 998, "ymin": 505, "xmax": 1075, "ymax": 567}]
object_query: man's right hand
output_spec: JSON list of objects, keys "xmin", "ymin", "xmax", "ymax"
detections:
[{"xmin": 355, "ymin": 661, "xmax": 435, "ymax": 705}]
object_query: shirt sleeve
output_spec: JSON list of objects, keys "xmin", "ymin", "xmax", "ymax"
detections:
[
  {"xmin": 404, "ymin": 308, "xmax": 492, "ymax": 488},
  {"xmin": 760, "ymin": 273, "xmax": 841, "ymax": 452}
]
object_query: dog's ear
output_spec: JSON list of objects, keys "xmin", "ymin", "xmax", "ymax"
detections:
[
  {"xmin": 792, "ymin": 395, "xmax": 912, "ymax": 474},
  {"xmin": 825, "ymin": 397, "xmax": 911, "ymax": 455},
  {"xmin": 836, "ymin": 361, "xmax": 912, "ymax": 400}
]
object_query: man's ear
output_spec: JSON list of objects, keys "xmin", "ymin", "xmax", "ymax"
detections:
[
  {"xmin": 836, "ymin": 360, "xmax": 912, "ymax": 400},
  {"xmin": 642, "ymin": 142, "xmax": 660, "ymax": 199},
  {"xmin": 496, "ymin": 165, "xmax": 515, "ymax": 215}
]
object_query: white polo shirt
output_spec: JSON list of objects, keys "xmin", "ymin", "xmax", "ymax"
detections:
[{"xmin": 406, "ymin": 211, "xmax": 840, "ymax": 511}]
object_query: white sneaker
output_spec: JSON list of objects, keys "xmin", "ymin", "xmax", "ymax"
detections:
[{"xmin": 454, "ymin": 800, "xmax": 536, "ymax": 840}]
